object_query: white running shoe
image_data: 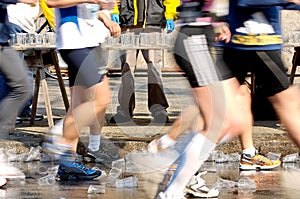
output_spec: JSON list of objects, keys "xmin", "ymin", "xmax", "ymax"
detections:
[
  {"xmin": 185, "ymin": 171, "xmax": 219, "ymax": 198},
  {"xmin": 0, "ymin": 177, "xmax": 7, "ymax": 187},
  {"xmin": 157, "ymin": 191, "xmax": 186, "ymax": 199},
  {"xmin": 129, "ymin": 149, "xmax": 180, "ymax": 173},
  {"xmin": 0, "ymin": 164, "xmax": 25, "ymax": 180}
]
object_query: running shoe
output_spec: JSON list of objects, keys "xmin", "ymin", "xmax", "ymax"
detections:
[
  {"xmin": 0, "ymin": 177, "xmax": 7, "ymax": 187},
  {"xmin": 157, "ymin": 192, "xmax": 186, "ymax": 199},
  {"xmin": 83, "ymin": 149, "xmax": 120, "ymax": 163},
  {"xmin": 42, "ymin": 141, "xmax": 70, "ymax": 155},
  {"xmin": 129, "ymin": 149, "xmax": 180, "ymax": 173},
  {"xmin": 240, "ymin": 153, "xmax": 281, "ymax": 170},
  {"xmin": 185, "ymin": 171, "xmax": 219, "ymax": 198},
  {"xmin": 57, "ymin": 161, "xmax": 102, "ymax": 181},
  {"xmin": 20, "ymin": 113, "xmax": 44, "ymax": 121},
  {"xmin": 109, "ymin": 112, "xmax": 132, "ymax": 124},
  {"xmin": 0, "ymin": 165, "xmax": 25, "ymax": 180},
  {"xmin": 153, "ymin": 112, "xmax": 170, "ymax": 124}
]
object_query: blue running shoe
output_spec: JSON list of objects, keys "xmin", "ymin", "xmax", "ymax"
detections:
[{"xmin": 57, "ymin": 161, "xmax": 102, "ymax": 181}]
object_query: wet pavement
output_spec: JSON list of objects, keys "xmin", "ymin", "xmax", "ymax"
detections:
[
  {"xmin": 1, "ymin": 73, "xmax": 300, "ymax": 198},
  {"xmin": 1, "ymin": 160, "xmax": 300, "ymax": 199}
]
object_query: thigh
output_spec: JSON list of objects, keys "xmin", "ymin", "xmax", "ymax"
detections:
[
  {"xmin": 253, "ymin": 50, "xmax": 290, "ymax": 96},
  {"xmin": 59, "ymin": 47, "xmax": 105, "ymax": 88},
  {"xmin": 174, "ymin": 26, "xmax": 232, "ymax": 87},
  {"xmin": 0, "ymin": 47, "xmax": 28, "ymax": 87},
  {"xmin": 223, "ymin": 47, "xmax": 251, "ymax": 85}
]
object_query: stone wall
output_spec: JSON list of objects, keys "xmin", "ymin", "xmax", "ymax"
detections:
[{"xmin": 281, "ymin": 10, "xmax": 300, "ymax": 73}]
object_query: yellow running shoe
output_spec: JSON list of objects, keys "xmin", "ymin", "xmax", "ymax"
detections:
[{"xmin": 240, "ymin": 153, "xmax": 281, "ymax": 170}]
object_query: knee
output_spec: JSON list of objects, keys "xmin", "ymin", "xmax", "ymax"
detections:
[{"xmin": 95, "ymin": 90, "xmax": 111, "ymax": 110}]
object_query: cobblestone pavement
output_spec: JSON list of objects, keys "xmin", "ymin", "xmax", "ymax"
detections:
[{"xmin": 1, "ymin": 74, "xmax": 300, "ymax": 199}]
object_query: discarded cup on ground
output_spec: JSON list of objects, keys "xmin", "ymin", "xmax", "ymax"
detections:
[
  {"xmin": 238, "ymin": 177, "xmax": 256, "ymax": 193},
  {"xmin": 38, "ymin": 174, "xmax": 56, "ymax": 186},
  {"xmin": 87, "ymin": 185, "xmax": 105, "ymax": 194},
  {"xmin": 115, "ymin": 176, "xmax": 138, "ymax": 188},
  {"xmin": 267, "ymin": 152, "xmax": 281, "ymax": 161},
  {"xmin": 38, "ymin": 166, "xmax": 48, "ymax": 175},
  {"xmin": 282, "ymin": 153, "xmax": 299, "ymax": 163}
]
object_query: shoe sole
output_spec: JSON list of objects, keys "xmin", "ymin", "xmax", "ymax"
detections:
[
  {"xmin": 239, "ymin": 162, "xmax": 281, "ymax": 170},
  {"xmin": 185, "ymin": 188, "xmax": 219, "ymax": 198},
  {"xmin": 57, "ymin": 172, "xmax": 101, "ymax": 181},
  {"xmin": 57, "ymin": 169, "xmax": 102, "ymax": 181}
]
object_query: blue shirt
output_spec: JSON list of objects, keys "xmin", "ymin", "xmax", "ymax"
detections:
[{"xmin": 225, "ymin": 0, "xmax": 300, "ymax": 51}]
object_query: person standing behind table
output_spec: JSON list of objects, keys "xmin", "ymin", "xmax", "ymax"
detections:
[
  {"xmin": 109, "ymin": 0, "xmax": 180, "ymax": 124},
  {"xmin": 0, "ymin": 0, "xmax": 33, "ymax": 136},
  {"xmin": 45, "ymin": 0, "xmax": 121, "ymax": 180}
]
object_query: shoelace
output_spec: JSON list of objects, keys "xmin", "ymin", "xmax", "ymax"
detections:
[
  {"xmin": 254, "ymin": 154, "xmax": 272, "ymax": 165},
  {"xmin": 73, "ymin": 162, "xmax": 88, "ymax": 171}
]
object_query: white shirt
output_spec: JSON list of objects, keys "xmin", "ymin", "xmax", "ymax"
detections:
[
  {"xmin": 55, "ymin": 4, "xmax": 110, "ymax": 49},
  {"xmin": 7, "ymin": 3, "xmax": 40, "ymax": 33}
]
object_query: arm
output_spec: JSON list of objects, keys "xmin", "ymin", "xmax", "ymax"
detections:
[
  {"xmin": 98, "ymin": 10, "xmax": 120, "ymax": 37},
  {"xmin": 46, "ymin": 0, "xmax": 114, "ymax": 9},
  {"xmin": 1, "ymin": 0, "xmax": 36, "ymax": 5},
  {"xmin": 284, "ymin": 0, "xmax": 300, "ymax": 9},
  {"xmin": 214, "ymin": 23, "xmax": 231, "ymax": 43},
  {"xmin": 0, "ymin": 0, "xmax": 17, "ymax": 4},
  {"xmin": 287, "ymin": 0, "xmax": 300, "ymax": 4}
]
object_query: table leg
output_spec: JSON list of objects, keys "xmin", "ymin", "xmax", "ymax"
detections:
[
  {"xmin": 39, "ymin": 68, "xmax": 54, "ymax": 128},
  {"xmin": 50, "ymin": 50, "xmax": 69, "ymax": 111},
  {"xmin": 30, "ymin": 68, "xmax": 41, "ymax": 126}
]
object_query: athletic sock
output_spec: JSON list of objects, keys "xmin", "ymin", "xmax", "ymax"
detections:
[
  {"xmin": 158, "ymin": 134, "xmax": 175, "ymax": 149},
  {"xmin": 242, "ymin": 147, "xmax": 256, "ymax": 157},
  {"xmin": 164, "ymin": 133, "xmax": 216, "ymax": 195}
]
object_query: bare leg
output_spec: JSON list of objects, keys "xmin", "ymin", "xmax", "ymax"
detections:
[
  {"xmin": 164, "ymin": 78, "xmax": 249, "ymax": 196},
  {"xmin": 62, "ymin": 76, "xmax": 111, "ymax": 152},
  {"xmin": 269, "ymin": 85, "xmax": 300, "ymax": 148},
  {"xmin": 237, "ymin": 84, "xmax": 254, "ymax": 150}
]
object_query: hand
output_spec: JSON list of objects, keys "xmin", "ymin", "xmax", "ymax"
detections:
[
  {"xmin": 104, "ymin": 20, "xmax": 121, "ymax": 37},
  {"xmin": 287, "ymin": 0, "xmax": 300, "ymax": 5},
  {"xmin": 215, "ymin": 25, "xmax": 231, "ymax": 43},
  {"xmin": 166, "ymin": 20, "xmax": 175, "ymax": 32},
  {"xmin": 111, "ymin": 14, "xmax": 120, "ymax": 24}
]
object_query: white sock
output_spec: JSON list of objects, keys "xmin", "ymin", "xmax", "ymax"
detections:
[
  {"xmin": 88, "ymin": 135, "xmax": 101, "ymax": 152},
  {"xmin": 217, "ymin": 133, "xmax": 233, "ymax": 145},
  {"xmin": 158, "ymin": 134, "xmax": 175, "ymax": 149},
  {"xmin": 164, "ymin": 133, "xmax": 216, "ymax": 195},
  {"xmin": 242, "ymin": 147, "xmax": 256, "ymax": 157}
]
